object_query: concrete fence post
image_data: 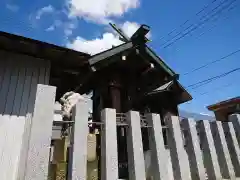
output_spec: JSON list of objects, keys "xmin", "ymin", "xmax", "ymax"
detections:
[
  {"xmin": 146, "ymin": 113, "xmax": 169, "ymax": 180},
  {"xmin": 24, "ymin": 84, "xmax": 56, "ymax": 180},
  {"xmin": 229, "ymin": 114, "xmax": 240, "ymax": 147},
  {"xmin": 197, "ymin": 120, "xmax": 222, "ymax": 180},
  {"xmin": 181, "ymin": 119, "xmax": 205, "ymax": 180},
  {"xmin": 210, "ymin": 121, "xmax": 235, "ymax": 179},
  {"xmin": 222, "ymin": 122, "xmax": 240, "ymax": 177},
  {"xmin": 126, "ymin": 111, "xmax": 146, "ymax": 180},
  {"xmin": 101, "ymin": 108, "xmax": 118, "ymax": 180},
  {"xmin": 69, "ymin": 100, "xmax": 89, "ymax": 180},
  {"xmin": 166, "ymin": 116, "xmax": 191, "ymax": 180}
]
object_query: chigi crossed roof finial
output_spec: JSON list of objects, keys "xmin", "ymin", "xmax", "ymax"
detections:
[
  {"xmin": 109, "ymin": 23, "xmax": 151, "ymax": 43},
  {"xmin": 88, "ymin": 23, "xmax": 176, "ymax": 78}
]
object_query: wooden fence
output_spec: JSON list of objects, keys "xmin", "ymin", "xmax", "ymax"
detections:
[{"xmin": 0, "ymin": 84, "xmax": 240, "ymax": 180}]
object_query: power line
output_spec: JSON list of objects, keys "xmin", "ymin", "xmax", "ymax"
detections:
[
  {"xmin": 173, "ymin": 2, "xmax": 238, "ymax": 53},
  {"xmin": 186, "ymin": 67, "xmax": 240, "ymax": 90},
  {"xmin": 160, "ymin": 0, "xmax": 233, "ymax": 47},
  {"xmin": 161, "ymin": 0, "xmax": 236, "ymax": 48},
  {"xmin": 190, "ymin": 3, "xmax": 237, "ymax": 41},
  {"xmin": 185, "ymin": 81, "xmax": 236, "ymax": 103},
  {"xmin": 187, "ymin": 68, "xmax": 239, "ymax": 89},
  {"xmin": 162, "ymin": 0, "xmax": 236, "ymax": 48},
  {"xmin": 183, "ymin": 49, "xmax": 240, "ymax": 76},
  {"xmin": 198, "ymin": 81, "xmax": 235, "ymax": 96},
  {"xmin": 158, "ymin": 0, "xmax": 218, "ymax": 42}
]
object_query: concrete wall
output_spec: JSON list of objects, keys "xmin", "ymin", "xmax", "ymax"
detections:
[{"xmin": 0, "ymin": 50, "xmax": 50, "ymax": 180}]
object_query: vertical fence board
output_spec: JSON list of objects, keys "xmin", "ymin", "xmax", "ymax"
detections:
[
  {"xmin": 38, "ymin": 60, "xmax": 46, "ymax": 84},
  {"xmin": 6, "ymin": 61, "xmax": 26, "ymax": 180},
  {"xmin": 0, "ymin": 115, "xmax": 11, "ymax": 180},
  {"xmin": 24, "ymin": 84, "xmax": 56, "ymax": 180},
  {"xmin": 17, "ymin": 61, "xmax": 34, "ymax": 180},
  {"xmin": 20, "ymin": 61, "xmax": 40, "ymax": 179},
  {"xmin": 0, "ymin": 54, "xmax": 6, "ymax": 91},
  {"xmin": 223, "ymin": 122, "xmax": 240, "ymax": 176},
  {"xmin": 197, "ymin": 120, "xmax": 222, "ymax": 180},
  {"xmin": 0, "ymin": 53, "xmax": 51, "ymax": 180},
  {"xmin": 0, "ymin": 59, "xmax": 19, "ymax": 180},
  {"xmin": 0, "ymin": 58, "xmax": 11, "ymax": 179},
  {"xmin": 181, "ymin": 119, "xmax": 205, "ymax": 180},
  {"xmin": 4, "ymin": 59, "xmax": 19, "ymax": 114},
  {"xmin": 12, "ymin": 61, "xmax": 26, "ymax": 115},
  {"xmin": 0, "ymin": 58, "xmax": 13, "ymax": 113},
  {"xmin": 126, "ymin": 111, "xmax": 146, "ymax": 180},
  {"xmin": 210, "ymin": 121, "xmax": 235, "ymax": 179},
  {"xmin": 166, "ymin": 116, "xmax": 191, "ymax": 180},
  {"xmin": 146, "ymin": 113, "xmax": 169, "ymax": 180},
  {"xmin": 44, "ymin": 60, "xmax": 50, "ymax": 84},
  {"xmin": 70, "ymin": 101, "xmax": 89, "ymax": 180},
  {"xmin": 101, "ymin": 109, "xmax": 118, "ymax": 180}
]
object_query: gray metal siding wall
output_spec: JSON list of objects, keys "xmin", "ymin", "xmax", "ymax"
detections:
[
  {"xmin": 0, "ymin": 51, "xmax": 50, "ymax": 180},
  {"xmin": 0, "ymin": 51, "xmax": 50, "ymax": 115}
]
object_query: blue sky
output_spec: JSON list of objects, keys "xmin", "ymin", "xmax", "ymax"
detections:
[{"xmin": 1, "ymin": 0, "xmax": 240, "ymax": 115}]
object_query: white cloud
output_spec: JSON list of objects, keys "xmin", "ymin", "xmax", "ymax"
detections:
[
  {"xmin": 121, "ymin": 21, "xmax": 139, "ymax": 37},
  {"xmin": 64, "ymin": 21, "xmax": 78, "ymax": 37},
  {"xmin": 121, "ymin": 21, "xmax": 151, "ymax": 38},
  {"xmin": 34, "ymin": 5, "xmax": 77, "ymax": 37},
  {"xmin": 45, "ymin": 19, "xmax": 77, "ymax": 37},
  {"xmin": 6, "ymin": 4, "xmax": 19, "ymax": 12},
  {"xmin": 67, "ymin": 0, "xmax": 140, "ymax": 23},
  {"xmin": 64, "ymin": 28, "xmax": 73, "ymax": 36},
  {"xmin": 54, "ymin": 20, "xmax": 63, "ymax": 27},
  {"xmin": 199, "ymin": 112, "xmax": 211, "ymax": 116},
  {"xmin": 67, "ymin": 21, "xmax": 151, "ymax": 55},
  {"xmin": 45, "ymin": 20, "xmax": 63, "ymax": 32},
  {"xmin": 67, "ymin": 32, "xmax": 122, "ymax": 55},
  {"xmin": 36, "ymin": 5, "xmax": 55, "ymax": 20},
  {"xmin": 46, "ymin": 25, "xmax": 55, "ymax": 31}
]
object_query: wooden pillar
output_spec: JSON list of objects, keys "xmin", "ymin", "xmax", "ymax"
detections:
[
  {"xmin": 110, "ymin": 82, "xmax": 121, "ymax": 112},
  {"xmin": 109, "ymin": 77, "xmax": 130, "ymax": 179}
]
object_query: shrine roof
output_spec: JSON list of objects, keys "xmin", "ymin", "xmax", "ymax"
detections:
[
  {"xmin": 88, "ymin": 40, "xmax": 176, "ymax": 77},
  {"xmin": 207, "ymin": 96, "xmax": 240, "ymax": 111},
  {"xmin": 146, "ymin": 80, "xmax": 192, "ymax": 104}
]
